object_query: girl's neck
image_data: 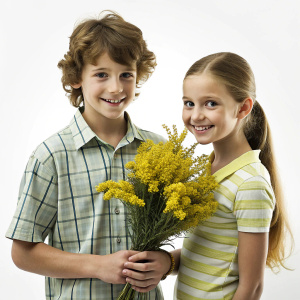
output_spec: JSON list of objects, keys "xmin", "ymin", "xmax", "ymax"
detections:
[{"xmin": 211, "ymin": 132, "xmax": 252, "ymax": 174}]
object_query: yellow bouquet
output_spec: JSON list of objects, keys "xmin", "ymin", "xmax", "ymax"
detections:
[{"xmin": 95, "ymin": 125, "xmax": 218, "ymax": 300}]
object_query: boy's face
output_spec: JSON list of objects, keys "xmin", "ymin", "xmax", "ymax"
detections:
[{"xmin": 73, "ymin": 52, "xmax": 137, "ymax": 123}]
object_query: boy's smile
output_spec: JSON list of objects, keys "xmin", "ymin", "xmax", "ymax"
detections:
[
  {"xmin": 72, "ymin": 52, "xmax": 137, "ymax": 127},
  {"xmin": 101, "ymin": 97, "xmax": 126, "ymax": 104}
]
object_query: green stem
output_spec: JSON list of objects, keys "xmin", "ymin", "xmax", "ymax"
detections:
[{"xmin": 117, "ymin": 282, "xmax": 136, "ymax": 300}]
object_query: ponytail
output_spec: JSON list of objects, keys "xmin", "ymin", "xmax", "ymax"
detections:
[{"xmin": 245, "ymin": 101, "xmax": 294, "ymax": 270}]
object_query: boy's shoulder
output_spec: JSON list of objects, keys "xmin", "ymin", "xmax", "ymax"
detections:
[
  {"xmin": 31, "ymin": 109, "xmax": 87, "ymax": 163},
  {"xmin": 30, "ymin": 123, "xmax": 75, "ymax": 172}
]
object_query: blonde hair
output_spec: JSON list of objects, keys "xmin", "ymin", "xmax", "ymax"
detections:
[
  {"xmin": 185, "ymin": 52, "xmax": 293, "ymax": 270},
  {"xmin": 57, "ymin": 11, "xmax": 156, "ymax": 107}
]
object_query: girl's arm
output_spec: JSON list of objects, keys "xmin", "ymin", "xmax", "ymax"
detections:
[
  {"xmin": 171, "ymin": 248, "xmax": 181, "ymax": 274},
  {"xmin": 232, "ymin": 232, "xmax": 268, "ymax": 300}
]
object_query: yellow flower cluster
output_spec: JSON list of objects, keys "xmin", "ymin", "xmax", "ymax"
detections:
[
  {"xmin": 96, "ymin": 125, "xmax": 218, "ymax": 236},
  {"xmin": 126, "ymin": 140, "xmax": 190, "ymax": 193},
  {"xmin": 95, "ymin": 180, "xmax": 145, "ymax": 207},
  {"xmin": 163, "ymin": 180, "xmax": 218, "ymax": 228},
  {"xmin": 126, "ymin": 125, "xmax": 218, "ymax": 223},
  {"xmin": 95, "ymin": 125, "xmax": 218, "ymax": 300},
  {"xmin": 125, "ymin": 126, "xmax": 209, "ymax": 195}
]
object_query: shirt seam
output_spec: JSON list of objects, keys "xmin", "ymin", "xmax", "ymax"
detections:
[{"xmin": 31, "ymin": 153, "xmax": 58, "ymax": 180}]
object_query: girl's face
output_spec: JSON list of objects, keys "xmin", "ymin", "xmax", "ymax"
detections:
[{"xmin": 182, "ymin": 73, "xmax": 243, "ymax": 146}]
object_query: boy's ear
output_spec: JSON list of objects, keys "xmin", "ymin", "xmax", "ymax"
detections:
[
  {"xmin": 71, "ymin": 83, "xmax": 81, "ymax": 89},
  {"xmin": 237, "ymin": 98, "xmax": 253, "ymax": 119}
]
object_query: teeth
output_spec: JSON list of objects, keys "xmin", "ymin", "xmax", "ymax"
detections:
[
  {"xmin": 194, "ymin": 125, "xmax": 212, "ymax": 131},
  {"xmin": 103, "ymin": 98, "xmax": 123, "ymax": 103}
]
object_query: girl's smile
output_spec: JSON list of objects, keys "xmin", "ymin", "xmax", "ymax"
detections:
[
  {"xmin": 182, "ymin": 73, "xmax": 242, "ymax": 146},
  {"xmin": 192, "ymin": 125, "xmax": 214, "ymax": 133}
]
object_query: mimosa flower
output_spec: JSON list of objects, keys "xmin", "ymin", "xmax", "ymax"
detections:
[{"xmin": 95, "ymin": 125, "xmax": 218, "ymax": 300}]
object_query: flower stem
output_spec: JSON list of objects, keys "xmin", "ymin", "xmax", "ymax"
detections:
[{"xmin": 117, "ymin": 282, "xmax": 136, "ymax": 300}]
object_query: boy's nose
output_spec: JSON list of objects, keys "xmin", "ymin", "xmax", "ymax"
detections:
[{"xmin": 108, "ymin": 78, "xmax": 123, "ymax": 94}]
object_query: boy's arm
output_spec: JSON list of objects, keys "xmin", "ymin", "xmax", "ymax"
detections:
[
  {"xmin": 232, "ymin": 232, "xmax": 268, "ymax": 300},
  {"xmin": 12, "ymin": 240, "xmax": 139, "ymax": 284}
]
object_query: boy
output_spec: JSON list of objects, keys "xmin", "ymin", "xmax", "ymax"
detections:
[{"xmin": 6, "ymin": 11, "xmax": 171, "ymax": 300}]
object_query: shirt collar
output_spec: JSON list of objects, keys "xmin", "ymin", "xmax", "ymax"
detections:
[
  {"xmin": 210, "ymin": 150, "xmax": 261, "ymax": 183},
  {"xmin": 70, "ymin": 107, "xmax": 145, "ymax": 150}
]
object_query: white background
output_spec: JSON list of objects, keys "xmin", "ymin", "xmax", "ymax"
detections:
[{"xmin": 1, "ymin": 0, "xmax": 299, "ymax": 299}]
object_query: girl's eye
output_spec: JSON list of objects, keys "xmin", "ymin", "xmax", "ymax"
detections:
[
  {"xmin": 206, "ymin": 101, "xmax": 217, "ymax": 107},
  {"xmin": 121, "ymin": 72, "xmax": 134, "ymax": 79},
  {"xmin": 184, "ymin": 101, "xmax": 194, "ymax": 107},
  {"xmin": 96, "ymin": 73, "xmax": 107, "ymax": 78}
]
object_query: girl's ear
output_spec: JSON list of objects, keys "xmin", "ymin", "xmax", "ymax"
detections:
[
  {"xmin": 237, "ymin": 98, "xmax": 253, "ymax": 119},
  {"xmin": 71, "ymin": 83, "xmax": 81, "ymax": 89}
]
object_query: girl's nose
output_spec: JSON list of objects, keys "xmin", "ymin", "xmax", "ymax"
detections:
[{"xmin": 192, "ymin": 109, "xmax": 205, "ymax": 121}]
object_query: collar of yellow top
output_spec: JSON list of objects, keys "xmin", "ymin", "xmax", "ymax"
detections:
[{"xmin": 209, "ymin": 150, "xmax": 261, "ymax": 183}]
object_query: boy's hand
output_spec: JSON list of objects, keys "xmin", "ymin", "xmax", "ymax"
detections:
[
  {"xmin": 11, "ymin": 240, "xmax": 140, "ymax": 285},
  {"xmin": 95, "ymin": 250, "xmax": 139, "ymax": 284},
  {"xmin": 121, "ymin": 251, "xmax": 171, "ymax": 292}
]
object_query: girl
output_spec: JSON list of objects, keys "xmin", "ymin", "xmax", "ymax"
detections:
[{"xmin": 172, "ymin": 52, "xmax": 293, "ymax": 300}]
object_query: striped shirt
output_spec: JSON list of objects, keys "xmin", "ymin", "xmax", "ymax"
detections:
[
  {"xmin": 174, "ymin": 150, "xmax": 275, "ymax": 300},
  {"xmin": 6, "ymin": 108, "xmax": 165, "ymax": 300}
]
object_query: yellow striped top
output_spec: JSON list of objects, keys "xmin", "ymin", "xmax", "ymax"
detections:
[{"xmin": 174, "ymin": 150, "xmax": 275, "ymax": 300}]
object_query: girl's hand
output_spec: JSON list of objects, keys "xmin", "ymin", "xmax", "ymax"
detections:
[{"xmin": 122, "ymin": 250, "xmax": 171, "ymax": 292}]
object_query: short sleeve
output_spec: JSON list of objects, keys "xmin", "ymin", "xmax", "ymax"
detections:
[
  {"xmin": 6, "ymin": 155, "xmax": 58, "ymax": 242},
  {"xmin": 233, "ymin": 176, "xmax": 275, "ymax": 233}
]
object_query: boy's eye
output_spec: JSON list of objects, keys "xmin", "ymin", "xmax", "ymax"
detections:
[
  {"xmin": 96, "ymin": 73, "xmax": 107, "ymax": 78},
  {"xmin": 184, "ymin": 101, "xmax": 194, "ymax": 107},
  {"xmin": 206, "ymin": 101, "xmax": 217, "ymax": 107},
  {"xmin": 121, "ymin": 72, "xmax": 134, "ymax": 78}
]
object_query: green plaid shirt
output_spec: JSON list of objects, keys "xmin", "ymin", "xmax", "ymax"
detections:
[{"xmin": 6, "ymin": 108, "xmax": 165, "ymax": 300}]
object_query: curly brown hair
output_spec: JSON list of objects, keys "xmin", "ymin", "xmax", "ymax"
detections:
[{"xmin": 57, "ymin": 11, "xmax": 156, "ymax": 107}]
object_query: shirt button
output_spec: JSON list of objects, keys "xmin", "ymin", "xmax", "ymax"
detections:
[
  {"xmin": 116, "ymin": 237, "xmax": 121, "ymax": 243},
  {"xmin": 115, "ymin": 208, "xmax": 120, "ymax": 214}
]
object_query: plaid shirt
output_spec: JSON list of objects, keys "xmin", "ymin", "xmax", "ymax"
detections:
[{"xmin": 6, "ymin": 108, "xmax": 165, "ymax": 300}]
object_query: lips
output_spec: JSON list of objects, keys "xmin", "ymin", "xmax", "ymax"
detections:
[
  {"xmin": 101, "ymin": 97, "xmax": 125, "ymax": 104},
  {"xmin": 193, "ymin": 125, "xmax": 214, "ymax": 131}
]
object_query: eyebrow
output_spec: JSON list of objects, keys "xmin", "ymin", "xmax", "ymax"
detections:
[
  {"xmin": 182, "ymin": 96, "xmax": 193, "ymax": 101},
  {"xmin": 182, "ymin": 95, "xmax": 221, "ymax": 101},
  {"xmin": 92, "ymin": 67, "xmax": 137, "ymax": 72}
]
